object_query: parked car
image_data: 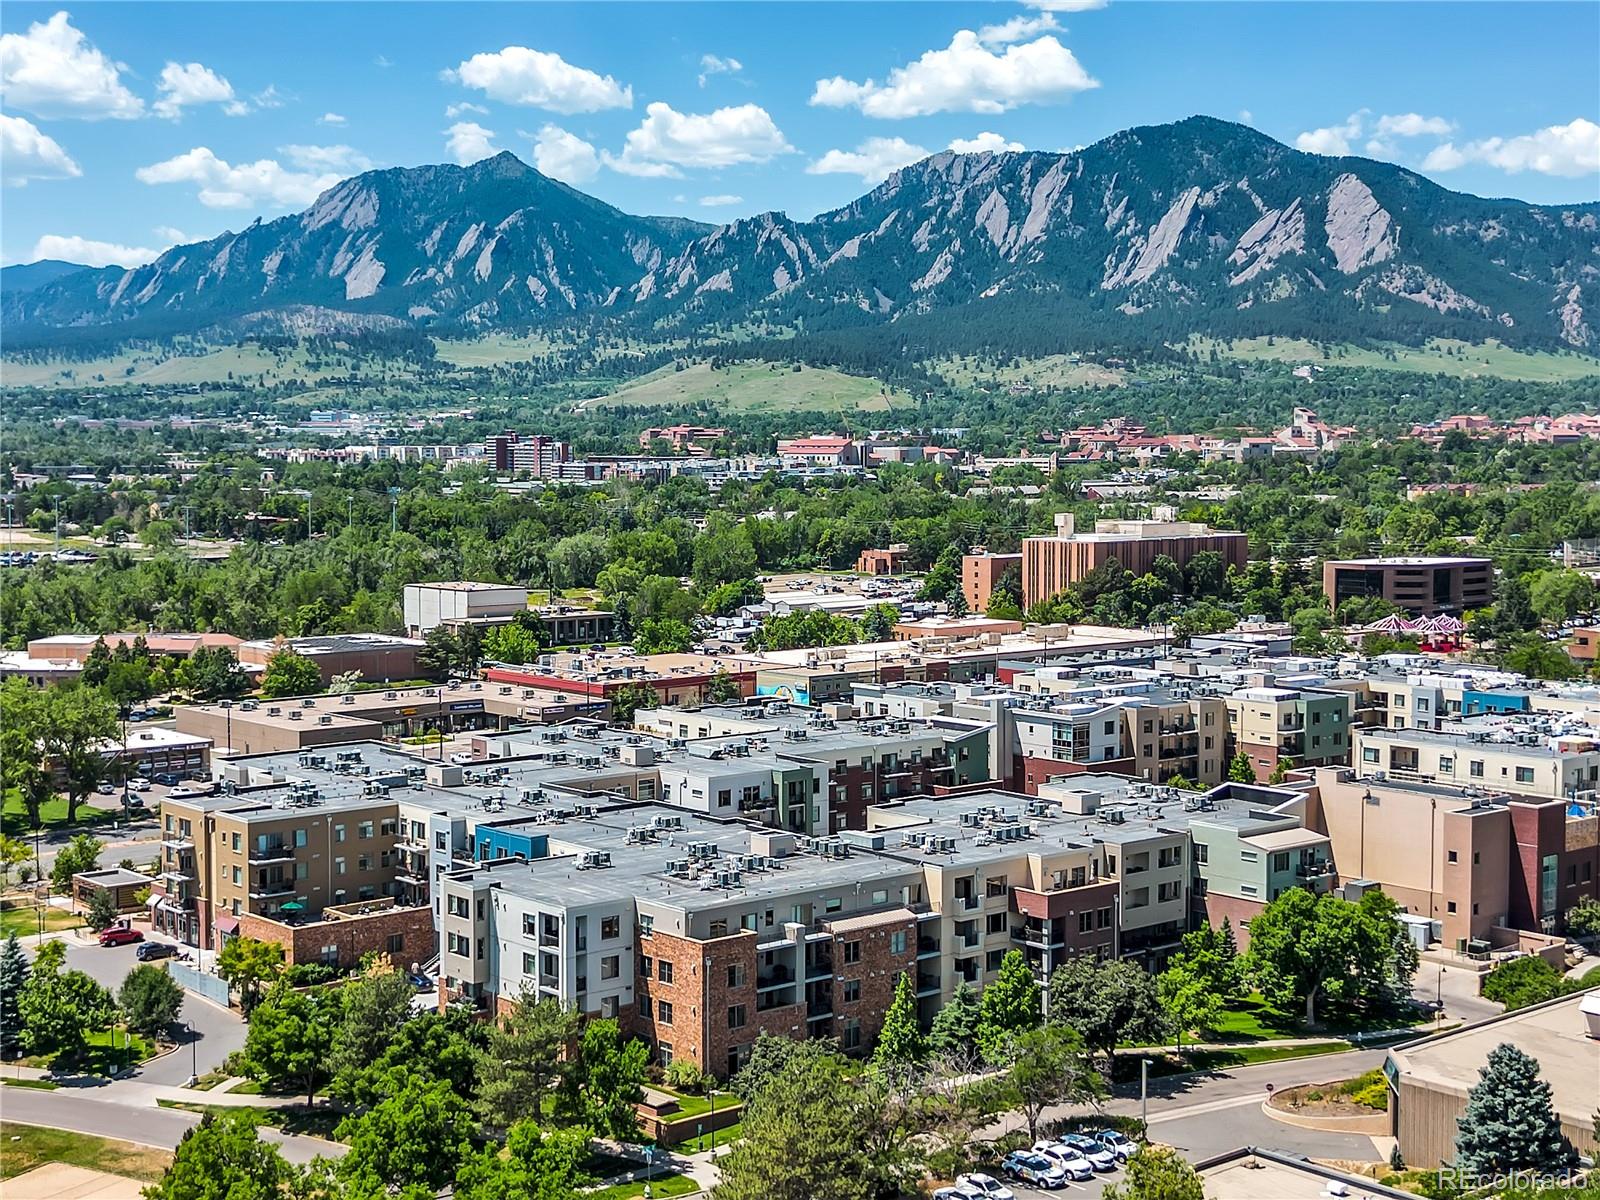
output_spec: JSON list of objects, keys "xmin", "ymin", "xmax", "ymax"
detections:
[
  {"xmin": 136, "ymin": 941, "xmax": 179, "ymax": 961},
  {"xmin": 932, "ymin": 1188, "xmax": 985, "ymax": 1200},
  {"xmin": 1093, "ymin": 1129, "xmax": 1140, "ymax": 1162},
  {"xmin": 955, "ymin": 1174, "xmax": 1015, "ymax": 1200},
  {"xmin": 166, "ymin": 783, "xmax": 214, "ymax": 800},
  {"xmin": 126, "ymin": 778, "xmax": 150, "ymax": 792},
  {"xmin": 1057, "ymin": 1134, "xmax": 1117, "ymax": 1172},
  {"xmin": 153, "ymin": 772, "xmax": 181, "ymax": 786},
  {"xmin": 1031, "ymin": 1142, "xmax": 1095, "ymax": 1182},
  {"xmin": 95, "ymin": 782, "xmax": 116, "ymax": 795},
  {"xmin": 1001, "ymin": 1150, "xmax": 1067, "ymax": 1188},
  {"xmin": 99, "ymin": 926, "xmax": 144, "ymax": 947}
]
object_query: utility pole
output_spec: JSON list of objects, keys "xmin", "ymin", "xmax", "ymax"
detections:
[
  {"xmin": 183, "ymin": 505, "xmax": 193, "ymax": 540},
  {"xmin": 52, "ymin": 495, "xmax": 61, "ymax": 554},
  {"xmin": 389, "ymin": 487, "xmax": 399, "ymax": 535},
  {"xmin": 1140, "ymin": 1057, "xmax": 1151, "ymax": 1130}
]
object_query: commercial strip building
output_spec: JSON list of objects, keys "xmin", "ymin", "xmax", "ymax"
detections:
[
  {"xmin": 1321, "ymin": 556, "xmax": 1493, "ymax": 616},
  {"xmin": 1020, "ymin": 514, "xmax": 1248, "ymax": 607},
  {"xmin": 1386, "ymin": 989, "xmax": 1600, "ymax": 1167},
  {"xmin": 237, "ymin": 633, "xmax": 430, "ymax": 687}
]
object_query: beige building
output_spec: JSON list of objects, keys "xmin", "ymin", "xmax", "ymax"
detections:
[
  {"xmin": 1022, "ymin": 513, "xmax": 1248, "ymax": 607},
  {"xmin": 1353, "ymin": 724, "xmax": 1600, "ymax": 802}
]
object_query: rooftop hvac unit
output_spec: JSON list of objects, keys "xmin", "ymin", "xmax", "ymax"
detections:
[
  {"xmin": 301, "ymin": 698, "xmax": 314, "ymax": 708},
  {"xmin": 318, "ymin": 715, "xmax": 333, "ymax": 725},
  {"xmin": 289, "ymin": 711, "xmax": 302, "ymax": 721}
]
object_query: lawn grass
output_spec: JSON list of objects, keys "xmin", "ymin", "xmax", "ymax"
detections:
[
  {"xmin": 1199, "ymin": 993, "xmax": 1427, "ymax": 1044},
  {"xmin": 0, "ymin": 904, "xmax": 80, "ymax": 938},
  {"xmin": 673, "ymin": 1121, "xmax": 743, "ymax": 1153},
  {"xmin": 17, "ymin": 1027, "xmax": 155, "ymax": 1075},
  {"xmin": 2, "ymin": 789, "xmax": 124, "ymax": 837},
  {"xmin": 586, "ymin": 360, "xmax": 907, "ymax": 414},
  {"xmin": 0, "ymin": 1120, "xmax": 173, "ymax": 1182},
  {"xmin": 656, "ymin": 1087, "xmax": 738, "ymax": 1119},
  {"xmin": 1, "ymin": 1078, "xmax": 59, "ymax": 1090},
  {"xmin": 156, "ymin": 1099, "xmax": 345, "ymax": 1140},
  {"xmin": 1118, "ymin": 1040, "xmax": 1350, "ymax": 1083},
  {"xmin": 1183, "ymin": 335, "xmax": 1600, "ymax": 382},
  {"xmin": 588, "ymin": 1172, "xmax": 700, "ymax": 1200}
]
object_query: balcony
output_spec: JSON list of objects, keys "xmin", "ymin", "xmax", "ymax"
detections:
[
  {"xmin": 1297, "ymin": 860, "xmax": 1336, "ymax": 879},
  {"xmin": 248, "ymin": 844, "xmax": 295, "ymax": 865},
  {"xmin": 916, "ymin": 935, "xmax": 940, "ymax": 957},
  {"xmin": 160, "ymin": 837, "xmax": 194, "ymax": 852},
  {"xmin": 804, "ymin": 955, "xmax": 833, "ymax": 980},
  {"xmin": 757, "ymin": 964, "xmax": 795, "ymax": 990},
  {"xmin": 1011, "ymin": 922, "xmax": 1061, "ymax": 949},
  {"xmin": 396, "ymin": 836, "xmax": 428, "ymax": 853},
  {"xmin": 915, "ymin": 970, "xmax": 941, "ymax": 995},
  {"xmin": 538, "ymin": 972, "xmax": 559, "ymax": 990},
  {"xmin": 757, "ymin": 990, "xmax": 796, "ymax": 1013},
  {"xmin": 956, "ymin": 894, "xmax": 980, "ymax": 912},
  {"xmin": 249, "ymin": 881, "xmax": 295, "ymax": 899}
]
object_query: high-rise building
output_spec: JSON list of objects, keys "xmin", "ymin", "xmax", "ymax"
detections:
[{"xmin": 1021, "ymin": 514, "xmax": 1248, "ymax": 607}]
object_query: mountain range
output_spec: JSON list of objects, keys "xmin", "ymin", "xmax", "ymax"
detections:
[{"xmin": 7, "ymin": 116, "xmax": 1598, "ymax": 354}]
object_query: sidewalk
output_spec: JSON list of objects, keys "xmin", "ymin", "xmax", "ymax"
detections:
[
  {"xmin": 5, "ymin": 1062, "xmax": 302, "ymax": 1109},
  {"xmin": 584, "ymin": 1138, "xmax": 723, "ymax": 1193}
]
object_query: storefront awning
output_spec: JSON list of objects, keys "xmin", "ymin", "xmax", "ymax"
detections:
[{"xmin": 214, "ymin": 915, "xmax": 240, "ymax": 934}]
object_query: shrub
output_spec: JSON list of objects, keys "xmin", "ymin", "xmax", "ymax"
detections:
[
  {"xmin": 664, "ymin": 1058, "xmax": 708, "ymax": 1093},
  {"xmin": 281, "ymin": 963, "xmax": 337, "ymax": 988}
]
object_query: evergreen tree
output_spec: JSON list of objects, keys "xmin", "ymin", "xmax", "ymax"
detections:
[
  {"xmin": 81, "ymin": 638, "xmax": 112, "ymax": 687},
  {"xmin": 1227, "ymin": 751, "xmax": 1256, "ymax": 783},
  {"xmin": 928, "ymin": 980, "xmax": 981, "ymax": 1058},
  {"xmin": 873, "ymin": 972, "xmax": 926, "ymax": 1066},
  {"xmin": 84, "ymin": 887, "xmax": 120, "ymax": 932},
  {"xmin": 1455, "ymin": 1042, "xmax": 1574, "ymax": 1174},
  {"xmin": 977, "ymin": 949, "xmax": 1041, "ymax": 1062},
  {"xmin": 0, "ymin": 934, "xmax": 29, "ymax": 1056}
]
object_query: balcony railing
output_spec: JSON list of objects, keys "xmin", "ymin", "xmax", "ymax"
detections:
[
  {"xmin": 804, "ymin": 955, "xmax": 833, "ymax": 979},
  {"xmin": 1297, "ymin": 860, "xmax": 1336, "ymax": 878},
  {"xmin": 916, "ymin": 936, "xmax": 940, "ymax": 957},
  {"xmin": 915, "ymin": 971, "xmax": 941, "ymax": 994},
  {"xmin": 757, "ymin": 964, "xmax": 795, "ymax": 989},
  {"xmin": 248, "ymin": 844, "xmax": 295, "ymax": 864}
]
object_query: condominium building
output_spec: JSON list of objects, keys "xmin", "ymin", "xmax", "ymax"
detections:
[
  {"xmin": 1225, "ymin": 684, "xmax": 1354, "ymax": 782},
  {"xmin": 1021, "ymin": 513, "xmax": 1248, "ymax": 607},
  {"xmin": 1352, "ymin": 719, "xmax": 1600, "ymax": 802},
  {"xmin": 1321, "ymin": 556, "xmax": 1493, "ymax": 616},
  {"xmin": 961, "ymin": 551, "xmax": 1022, "ymax": 614}
]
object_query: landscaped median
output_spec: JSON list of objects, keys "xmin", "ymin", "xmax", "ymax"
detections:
[
  {"xmin": 1262, "ymin": 1068, "xmax": 1392, "ymax": 1135},
  {"xmin": 0, "ymin": 1121, "xmax": 173, "ymax": 1184}
]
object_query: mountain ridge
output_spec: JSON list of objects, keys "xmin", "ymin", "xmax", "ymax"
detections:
[{"xmin": 7, "ymin": 116, "xmax": 1598, "ymax": 354}]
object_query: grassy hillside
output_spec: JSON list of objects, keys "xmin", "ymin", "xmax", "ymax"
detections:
[
  {"xmin": 932, "ymin": 353, "xmax": 1129, "ymax": 390},
  {"xmin": 581, "ymin": 360, "xmax": 909, "ymax": 413},
  {"xmin": 1187, "ymin": 336, "xmax": 1600, "ymax": 382},
  {"xmin": 1, "ymin": 342, "xmax": 412, "ymax": 389}
]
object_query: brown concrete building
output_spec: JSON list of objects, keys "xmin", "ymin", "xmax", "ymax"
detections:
[
  {"xmin": 855, "ymin": 544, "xmax": 910, "ymax": 576},
  {"xmin": 1569, "ymin": 625, "xmax": 1600, "ymax": 663},
  {"xmin": 73, "ymin": 867, "xmax": 152, "ymax": 914},
  {"xmin": 1321, "ymin": 556, "xmax": 1493, "ymax": 616},
  {"xmin": 1021, "ymin": 514, "xmax": 1249, "ymax": 607},
  {"xmin": 961, "ymin": 551, "xmax": 1022, "ymax": 613},
  {"xmin": 237, "ymin": 634, "xmax": 431, "ymax": 687},
  {"xmin": 26, "ymin": 632, "xmax": 243, "ymax": 663}
]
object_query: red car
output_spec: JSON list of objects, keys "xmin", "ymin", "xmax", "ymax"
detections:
[{"xmin": 98, "ymin": 926, "xmax": 144, "ymax": 947}]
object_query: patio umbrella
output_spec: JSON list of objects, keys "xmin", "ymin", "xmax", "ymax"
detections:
[{"xmin": 279, "ymin": 900, "xmax": 305, "ymax": 912}]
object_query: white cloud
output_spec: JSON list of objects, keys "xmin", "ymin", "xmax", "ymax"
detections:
[
  {"xmin": 1238, "ymin": 109, "xmax": 1254, "ymax": 124},
  {"xmin": 153, "ymin": 61, "xmax": 236, "ymax": 120},
  {"xmin": 949, "ymin": 131, "xmax": 1025, "ymax": 154},
  {"xmin": 444, "ymin": 121, "xmax": 499, "ymax": 165},
  {"xmin": 699, "ymin": 193, "xmax": 743, "ymax": 207},
  {"xmin": 152, "ymin": 225, "xmax": 199, "ymax": 245},
  {"xmin": 445, "ymin": 45, "xmax": 631, "ymax": 113},
  {"xmin": 1423, "ymin": 118, "xmax": 1600, "ymax": 178},
  {"xmin": 279, "ymin": 144, "xmax": 373, "ymax": 174},
  {"xmin": 977, "ymin": 12, "xmax": 1060, "ymax": 47},
  {"xmin": 445, "ymin": 101, "xmax": 488, "ymax": 119},
  {"xmin": 806, "ymin": 136, "xmax": 930, "ymax": 184},
  {"xmin": 249, "ymin": 85, "xmax": 284, "ymax": 111},
  {"xmin": 29, "ymin": 233, "xmax": 158, "ymax": 268},
  {"xmin": 317, "ymin": 112, "xmax": 347, "ymax": 126},
  {"xmin": 135, "ymin": 146, "xmax": 341, "ymax": 208},
  {"xmin": 1375, "ymin": 112, "xmax": 1454, "ymax": 138},
  {"xmin": 1023, "ymin": 0, "xmax": 1107, "ymax": 11},
  {"xmin": 604, "ymin": 101, "xmax": 791, "ymax": 176},
  {"xmin": 1295, "ymin": 111, "xmax": 1364, "ymax": 157},
  {"xmin": 698, "ymin": 53, "xmax": 742, "ymax": 87},
  {"xmin": 532, "ymin": 124, "xmax": 599, "ymax": 184},
  {"xmin": 810, "ymin": 31, "xmax": 1097, "ymax": 119},
  {"xmin": 0, "ymin": 10, "xmax": 144, "ymax": 119},
  {"xmin": 374, "ymin": 54, "xmax": 393, "ymax": 68},
  {"xmin": 1, "ymin": 113, "xmax": 81, "ymax": 185}
]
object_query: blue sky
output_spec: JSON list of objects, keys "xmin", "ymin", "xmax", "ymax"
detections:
[{"xmin": 2, "ymin": 2, "xmax": 1597, "ymax": 268}]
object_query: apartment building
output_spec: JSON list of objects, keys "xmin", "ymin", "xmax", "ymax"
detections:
[
  {"xmin": 1185, "ymin": 787, "xmax": 1335, "ymax": 938},
  {"xmin": 1321, "ymin": 556, "xmax": 1493, "ymax": 616},
  {"xmin": 961, "ymin": 551, "xmax": 1023, "ymax": 614},
  {"xmin": 1352, "ymin": 719, "xmax": 1600, "ymax": 802},
  {"xmin": 1225, "ymin": 684, "xmax": 1353, "ymax": 782},
  {"xmin": 1021, "ymin": 513, "xmax": 1249, "ymax": 607}
]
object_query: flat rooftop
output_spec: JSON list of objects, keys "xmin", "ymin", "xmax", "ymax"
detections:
[
  {"xmin": 1198, "ymin": 1149, "xmax": 1414, "ymax": 1200},
  {"xmin": 1326, "ymin": 556, "xmax": 1489, "ymax": 567}
]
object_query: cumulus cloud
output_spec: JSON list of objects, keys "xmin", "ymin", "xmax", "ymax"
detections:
[
  {"xmin": 698, "ymin": 53, "xmax": 742, "ymax": 87},
  {"xmin": 1423, "ymin": 118, "xmax": 1600, "ymax": 178},
  {"xmin": 699, "ymin": 193, "xmax": 743, "ymax": 207},
  {"xmin": 811, "ymin": 31, "xmax": 1097, "ymax": 118},
  {"xmin": 279, "ymin": 144, "xmax": 373, "ymax": 174},
  {"xmin": 532, "ymin": 124, "xmax": 599, "ymax": 184},
  {"xmin": 445, "ymin": 101, "xmax": 488, "ymax": 119},
  {"xmin": 29, "ymin": 233, "xmax": 158, "ymax": 268},
  {"xmin": 317, "ymin": 112, "xmax": 347, "ymax": 126},
  {"xmin": 949, "ymin": 131, "xmax": 1025, "ymax": 154},
  {"xmin": 135, "ymin": 146, "xmax": 342, "ymax": 208},
  {"xmin": 152, "ymin": 61, "xmax": 237, "ymax": 119},
  {"xmin": 0, "ymin": 10, "xmax": 144, "ymax": 119},
  {"xmin": 807, "ymin": 136, "xmax": 930, "ymax": 184},
  {"xmin": 152, "ymin": 225, "xmax": 199, "ymax": 245},
  {"xmin": 977, "ymin": 12, "xmax": 1060, "ymax": 47},
  {"xmin": 1, "ymin": 113, "xmax": 81, "ymax": 185},
  {"xmin": 604, "ymin": 101, "xmax": 791, "ymax": 176},
  {"xmin": 444, "ymin": 121, "xmax": 499, "ymax": 165},
  {"xmin": 445, "ymin": 45, "xmax": 631, "ymax": 113},
  {"xmin": 1295, "ymin": 111, "xmax": 1364, "ymax": 157},
  {"xmin": 1238, "ymin": 109, "xmax": 1254, "ymax": 124},
  {"xmin": 1375, "ymin": 112, "xmax": 1454, "ymax": 138}
]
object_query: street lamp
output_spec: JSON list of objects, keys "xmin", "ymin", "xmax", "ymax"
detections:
[
  {"xmin": 1140, "ymin": 1057, "xmax": 1152, "ymax": 1131},
  {"xmin": 186, "ymin": 1021, "xmax": 198, "ymax": 1087}
]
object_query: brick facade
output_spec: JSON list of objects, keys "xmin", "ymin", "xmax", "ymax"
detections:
[
  {"xmin": 238, "ymin": 901, "xmax": 435, "ymax": 971},
  {"xmin": 825, "ymin": 910, "xmax": 916, "ymax": 1056}
]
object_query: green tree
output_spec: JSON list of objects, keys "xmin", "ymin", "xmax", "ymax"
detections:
[
  {"xmin": 475, "ymin": 989, "xmax": 582, "ymax": 1131},
  {"xmin": 1482, "ymin": 956, "xmax": 1568, "ymax": 1011},
  {"xmin": 0, "ymin": 834, "xmax": 31, "ymax": 891},
  {"xmin": 1049, "ymin": 956, "xmax": 1169, "ymax": 1063},
  {"xmin": 258, "ymin": 649, "xmax": 323, "ymax": 699},
  {"xmin": 1529, "ymin": 569, "xmax": 1596, "ymax": 627},
  {"xmin": 454, "ymin": 1120, "xmax": 589, "ymax": 1200},
  {"xmin": 482, "ymin": 622, "xmax": 544, "ymax": 664},
  {"xmin": 945, "ymin": 585, "xmax": 970, "ymax": 617},
  {"xmin": 329, "ymin": 959, "xmax": 417, "ymax": 1091},
  {"xmin": 928, "ymin": 979, "xmax": 981, "ymax": 1058},
  {"xmin": 873, "ymin": 972, "xmax": 926, "ymax": 1066},
  {"xmin": 1455, "ymin": 1042, "xmax": 1575, "ymax": 1174},
  {"xmin": 1166, "ymin": 923, "xmax": 1244, "ymax": 1005},
  {"xmin": 555, "ymin": 1017, "xmax": 649, "ymax": 1140},
  {"xmin": 634, "ymin": 616, "xmax": 695, "ymax": 654},
  {"xmin": 84, "ymin": 887, "xmax": 120, "ymax": 932},
  {"xmin": 143, "ymin": 1112, "xmax": 298, "ymax": 1200},
  {"xmin": 0, "ymin": 680, "xmax": 55, "ymax": 833},
  {"xmin": 730, "ymin": 1030, "xmax": 839, "ymax": 1102},
  {"xmin": 1103, "ymin": 1145, "xmax": 1204, "ymax": 1200},
  {"xmin": 47, "ymin": 685, "xmax": 120, "ymax": 823},
  {"xmin": 181, "ymin": 646, "xmax": 248, "ymax": 701},
  {"xmin": 706, "ymin": 669, "xmax": 741, "ymax": 704},
  {"xmin": 81, "ymin": 638, "xmax": 113, "ymax": 687},
  {"xmin": 335, "ymin": 1006, "xmax": 486, "ymax": 1109},
  {"xmin": 977, "ymin": 948, "xmax": 1042, "ymax": 1062},
  {"xmin": 216, "ymin": 936, "xmax": 283, "ymax": 1014},
  {"xmin": 607, "ymin": 682, "xmax": 660, "ymax": 727},
  {"xmin": 119, "ymin": 963, "xmax": 185, "ymax": 1035},
  {"xmin": 1227, "ymin": 750, "xmax": 1256, "ymax": 783},
  {"xmin": 50, "ymin": 833, "xmax": 105, "ymax": 893},
  {"xmin": 17, "ymin": 940, "xmax": 116, "ymax": 1062},
  {"xmin": 859, "ymin": 604, "xmax": 899, "ymax": 643},
  {"xmin": 242, "ymin": 983, "xmax": 336, "ymax": 1102},
  {"xmin": 1566, "ymin": 896, "xmax": 1600, "ymax": 940},
  {"xmin": 1004, "ymin": 1022, "xmax": 1102, "ymax": 1142},
  {"xmin": 0, "ymin": 933, "xmax": 30, "ymax": 1056},
  {"xmin": 1502, "ymin": 634, "xmax": 1581, "ymax": 681},
  {"xmin": 335, "ymin": 1073, "xmax": 476, "ymax": 1198},
  {"xmin": 1157, "ymin": 959, "xmax": 1223, "ymax": 1050}
]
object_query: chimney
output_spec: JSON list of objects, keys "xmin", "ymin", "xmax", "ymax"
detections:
[{"xmin": 1055, "ymin": 511, "xmax": 1076, "ymax": 538}]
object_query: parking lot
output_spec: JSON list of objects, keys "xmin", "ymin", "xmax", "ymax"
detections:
[{"xmin": 953, "ymin": 1150, "xmax": 1131, "ymax": 1200}]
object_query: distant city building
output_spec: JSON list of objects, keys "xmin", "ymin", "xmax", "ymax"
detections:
[
  {"xmin": 1321, "ymin": 556, "xmax": 1494, "ymax": 616},
  {"xmin": 961, "ymin": 550, "xmax": 1022, "ymax": 613},
  {"xmin": 776, "ymin": 435, "xmax": 860, "ymax": 468},
  {"xmin": 638, "ymin": 425, "xmax": 728, "ymax": 453},
  {"xmin": 484, "ymin": 430, "xmax": 570, "ymax": 477},
  {"xmin": 237, "ymin": 633, "xmax": 431, "ymax": 686},
  {"xmin": 1021, "ymin": 513, "xmax": 1249, "ymax": 607},
  {"xmin": 403, "ymin": 581, "xmax": 529, "ymax": 637},
  {"xmin": 855, "ymin": 544, "xmax": 909, "ymax": 576}
]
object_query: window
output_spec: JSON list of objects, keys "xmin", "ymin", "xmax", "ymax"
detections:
[
  {"xmin": 986, "ymin": 878, "xmax": 1007, "ymax": 898},
  {"xmin": 639, "ymin": 914, "xmax": 654, "ymax": 938},
  {"xmin": 842, "ymin": 941, "xmax": 861, "ymax": 965},
  {"xmin": 601, "ymin": 955, "xmax": 620, "ymax": 980},
  {"xmin": 293, "ymin": 828, "xmax": 307, "ymax": 848},
  {"xmin": 601, "ymin": 915, "xmax": 620, "ymax": 940},
  {"xmin": 1079, "ymin": 911, "xmax": 1092, "ymax": 933},
  {"xmin": 708, "ymin": 919, "xmax": 728, "ymax": 938},
  {"xmin": 358, "ymin": 855, "xmax": 370, "ymax": 872},
  {"xmin": 1447, "ymin": 850, "xmax": 1459, "ymax": 864},
  {"xmin": 1470, "ymin": 760, "xmax": 1484, "ymax": 778},
  {"xmin": 871, "ymin": 889, "xmax": 888, "ymax": 906},
  {"xmin": 657, "ymin": 961, "xmax": 674, "ymax": 985},
  {"xmin": 986, "ymin": 913, "xmax": 1007, "ymax": 935},
  {"xmin": 1098, "ymin": 907, "xmax": 1112, "ymax": 929},
  {"xmin": 523, "ymin": 952, "xmax": 536, "ymax": 975},
  {"xmin": 1272, "ymin": 852, "xmax": 1290, "ymax": 873},
  {"xmin": 1515, "ymin": 766, "xmax": 1535, "ymax": 784},
  {"xmin": 639, "ymin": 956, "xmax": 653, "ymax": 980},
  {"xmin": 842, "ymin": 1018, "xmax": 862, "ymax": 1050},
  {"xmin": 1447, "ymin": 901, "xmax": 1457, "ymax": 914},
  {"xmin": 890, "ymin": 930, "xmax": 907, "ymax": 954},
  {"xmin": 600, "ymin": 996, "xmax": 619, "ymax": 1019},
  {"xmin": 657, "ymin": 1000, "xmax": 674, "ymax": 1025},
  {"xmin": 824, "ymin": 898, "xmax": 842, "ymax": 913},
  {"xmin": 231, "ymin": 832, "xmax": 241, "ymax": 851},
  {"xmin": 1193, "ymin": 844, "xmax": 1208, "ymax": 865},
  {"xmin": 387, "ymin": 934, "xmax": 404, "ymax": 954},
  {"xmin": 1439, "ymin": 756, "xmax": 1454, "ymax": 773},
  {"xmin": 447, "ymin": 932, "xmax": 470, "ymax": 956},
  {"xmin": 359, "ymin": 822, "xmax": 374, "ymax": 839},
  {"xmin": 842, "ymin": 979, "xmax": 861, "ymax": 1003},
  {"xmin": 1363, "ymin": 747, "xmax": 1381, "ymax": 764},
  {"xmin": 727, "ymin": 1005, "xmax": 747, "ymax": 1030},
  {"xmin": 986, "ymin": 948, "xmax": 1005, "ymax": 971},
  {"xmin": 231, "ymin": 866, "xmax": 241, "ymax": 885},
  {"xmin": 435, "ymin": 832, "xmax": 447, "ymax": 851},
  {"xmin": 725, "ymin": 963, "xmax": 745, "ymax": 988}
]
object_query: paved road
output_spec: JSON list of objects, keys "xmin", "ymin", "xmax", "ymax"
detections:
[
  {"xmin": 27, "ymin": 936, "xmax": 246, "ymax": 1082},
  {"xmin": 0, "ymin": 1086, "xmax": 336, "ymax": 1166}
]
